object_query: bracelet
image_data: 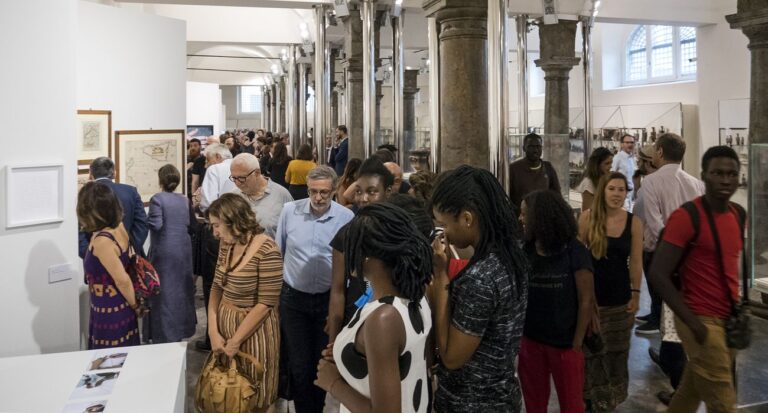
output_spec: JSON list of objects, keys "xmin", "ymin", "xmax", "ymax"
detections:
[{"xmin": 329, "ymin": 377, "xmax": 343, "ymax": 397}]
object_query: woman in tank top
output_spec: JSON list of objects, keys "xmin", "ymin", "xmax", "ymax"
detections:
[
  {"xmin": 578, "ymin": 172, "xmax": 644, "ymax": 413},
  {"xmin": 314, "ymin": 203, "xmax": 433, "ymax": 413}
]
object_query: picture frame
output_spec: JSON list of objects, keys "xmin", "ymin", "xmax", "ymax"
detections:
[
  {"xmin": 186, "ymin": 125, "xmax": 214, "ymax": 140},
  {"xmin": 76, "ymin": 110, "xmax": 112, "ymax": 167},
  {"xmin": 115, "ymin": 130, "xmax": 185, "ymax": 204},
  {"xmin": 77, "ymin": 167, "xmax": 90, "ymax": 195},
  {"xmin": 6, "ymin": 164, "xmax": 64, "ymax": 228}
]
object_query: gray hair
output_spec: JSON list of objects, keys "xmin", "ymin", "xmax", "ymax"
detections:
[
  {"xmin": 232, "ymin": 153, "xmax": 260, "ymax": 170},
  {"xmin": 307, "ymin": 165, "xmax": 338, "ymax": 189},
  {"xmin": 90, "ymin": 157, "xmax": 115, "ymax": 179},
  {"xmin": 205, "ymin": 143, "xmax": 232, "ymax": 160}
]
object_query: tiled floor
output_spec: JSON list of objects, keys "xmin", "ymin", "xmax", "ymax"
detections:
[{"xmin": 184, "ymin": 279, "xmax": 768, "ymax": 413}]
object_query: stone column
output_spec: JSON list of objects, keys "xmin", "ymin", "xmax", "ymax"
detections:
[
  {"xmin": 270, "ymin": 83, "xmax": 278, "ymax": 133},
  {"xmin": 728, "ymin": 3, "xmax": 768, "ymax": 306},
  {"xmin": 535, "ymin": 20, "xmax": 580, "ymax": 197},
  {"xmin": 331, "ymin": 90, "xmax": 339, "ymax": 130},
  {"xmin": 342, "ymin": 5, "xmax": 365, "ymax": 159},
  {"xmin": 374, "ymin": 12, "xmax": 384, "ymax": 147},
  {"xmin": 424, "ymin": 0, "xmax": 489, "ymax": 170},
  {"xmin": 403, "ymin": 69, "xmax": 420, "ymax": 169}
]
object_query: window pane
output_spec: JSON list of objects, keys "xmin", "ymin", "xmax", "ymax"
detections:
[
  {"xmin": 651, "ymin": 26, "xmax": 674, "ymax": 77},
  {"xmin": 680, "ymin": 27, "xmax": 697, "ymax": 76},
  {"xmin": 239, "ymin": 86, "xmax": 262, "ymax": 113},
  {"xmin": 627, "ymin": 51, "xmax": 647, "ymax": 81},
  {"xmin": 626, "ymin": 26, "xmax": 647, "ymax": 82}
]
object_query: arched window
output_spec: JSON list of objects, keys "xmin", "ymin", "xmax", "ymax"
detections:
[{"xmin": 624, "ymin": 25, "xmax": 697, "ymax": 85}]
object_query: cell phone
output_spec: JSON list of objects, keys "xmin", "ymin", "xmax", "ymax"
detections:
[{"xmin": 430, "ymin": 226, "xmax": 445, "ymax": 241}]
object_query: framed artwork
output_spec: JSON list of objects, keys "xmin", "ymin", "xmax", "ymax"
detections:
[
  {"xmin": 77, "ymin": 167, "xmax": 90, "ymax": 195},
  {"xmin": 6, "ymin": 164, "xmax": 64, "ymax": 228},
  {"xmin": 76, "ymin": 110, "xmax": 112, "ymax": 166},
  {"xmin": 186, "ymin": 125, "xmax": 214, "ymax": 140},
  {"xmin": 115, "ymin": 130, "xmax": 185, "ymax": 204}
]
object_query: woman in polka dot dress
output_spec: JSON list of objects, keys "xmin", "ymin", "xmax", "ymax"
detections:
[{"xmin": 315, "ymin": 203, "xmax": 433, "ymax": 412}]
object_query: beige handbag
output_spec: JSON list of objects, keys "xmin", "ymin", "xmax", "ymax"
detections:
[{"xmin": 195, "ymin": 351, "xmax": 264, "ymax": 413}]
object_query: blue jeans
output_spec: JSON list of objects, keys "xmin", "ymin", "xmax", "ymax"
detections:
[{"xmin": 280, "ymin": 285, "xmax": 329, "ymax": 413}]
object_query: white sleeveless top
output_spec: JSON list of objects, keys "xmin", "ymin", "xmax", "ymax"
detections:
[{"xmin": 333, "ymin": 295, "xmax": 432, "ymax": 413}]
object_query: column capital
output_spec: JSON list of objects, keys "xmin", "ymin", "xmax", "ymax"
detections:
[
  {"xmin": 534, "ymin": 57, "xmax": 580, "ymax": 74},
  {"xmin": 727, "ymin": 5, "xmax": 768, "ymax": 49},
  {"xmin": 423, "ymin": 0, "xmax": 485, "ymax": 18},
  {"xmin": 404, "ymin": 69, "xmax": 420, "ymax": 96}
]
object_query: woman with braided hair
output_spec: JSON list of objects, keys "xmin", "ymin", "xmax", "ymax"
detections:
[
  {"xmin": 315, "ymin": 203, "xmax": 434, "ymax": 413},
  {"xmin": 428, "ymin": 165, "xmax": 530, "ymax": 412}
]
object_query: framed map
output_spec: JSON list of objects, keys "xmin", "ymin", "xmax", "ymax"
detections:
[
  {"xmin": 76, "ymin": 110, "xmax": 111, "ymax": 166},
  {"xmin": 115, "ymin": 130, "xmax": 185, "ymax": 204}
]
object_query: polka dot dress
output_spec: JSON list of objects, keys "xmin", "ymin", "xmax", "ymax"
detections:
[{"xmin": 333, "ymin": 295, "xmax": 432, "ymax": 413}]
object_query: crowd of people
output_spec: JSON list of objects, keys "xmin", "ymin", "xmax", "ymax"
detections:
[{"xmin": 76, "ymin": 127, "xmax": 748, "ymax": 413}]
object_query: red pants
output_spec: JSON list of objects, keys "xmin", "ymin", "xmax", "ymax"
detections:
[{"xmin": 519, "ymin": 336, "xmax": 585, "ymax": 413}]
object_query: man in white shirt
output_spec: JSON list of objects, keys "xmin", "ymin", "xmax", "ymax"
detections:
[
  {"xmin": 612, "ymin": 134, "xmax": 638, "ymax": 209},
  {"xmin": 633, "ymin": 133, "xmax": 704, "ymax": 404},
  {"xmin": 199, "ymin": 143, "xmax": 236, "ymax": 212}
]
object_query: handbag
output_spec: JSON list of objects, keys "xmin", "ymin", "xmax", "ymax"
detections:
[
  {"xmin": 195, "ymin": 351, "xmax": 265, "ymax": 413},
  {"xmin": 700, "ymin": 197, "xmax": 751, "ymax": 350},
  {"xmin": 127, "ymin": 241, "xmax": 161, "ymax": 309}
]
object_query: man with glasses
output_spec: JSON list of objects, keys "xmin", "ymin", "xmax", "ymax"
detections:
[
  {"xmin": 612, "ymin": 134, "xmax": 638, "ymax": 209},
  {"xmin": 229, "ymin": 153, "xmax": 293, "ymax": 239},
  {"xmin": 275, "ymin": 166, "xmax": 354, "ymax": 413}
]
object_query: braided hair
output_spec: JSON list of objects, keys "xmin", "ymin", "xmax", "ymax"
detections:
[
  {"xmin": 429, "ymin": 165, "xmax": 529, "ymax": 297},
  {"xmin": 343, "ymin": 203, "xmax": 433, "ymax": 301}
]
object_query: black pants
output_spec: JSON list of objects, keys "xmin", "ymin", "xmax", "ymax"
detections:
[
  {"xmin": 280, "ymin": 285, "xmax": 329, "ymax": 413},
  {"xmin": 659, "ymin": 341, "xmax": 687, "ymax": 389},
  {"xmin": 643, "ymin": 251, "xmax": 662, "ymax": 326},
  {"xmin": 199, "ymin": 225, "xmax": 220, "ymax": 344}
]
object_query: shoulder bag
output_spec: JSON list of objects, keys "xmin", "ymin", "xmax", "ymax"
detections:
[{"xmin": 195, "ymin": 351, "xmax": 265, "ymax": 413}]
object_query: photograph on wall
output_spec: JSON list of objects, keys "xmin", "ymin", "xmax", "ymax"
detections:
[
  {"xmin": 77, "ymin": 169, "xmax": 90, "ymax": 195},
  {"xmin": 186, "ymin": 125, "xmax": 213, "ymax": 141},
  {"xmin": 60, "ymin": 399, "xmax": 108, "ymax": 413},
  {"xmin": 719, "ymin": 128, "xmax": 749, "ymax": 188},
  {"xmin": 88, "ymin": 351, "xmax": 128, "ymax": 371},
  {"xmin": 69, "ymin": 372, "xmax": 119, "ymax": 400},
  {"xmin": 115, "ymin": 130, "xmax": 185, "ymax": 204},
  {"xmin": 6, "ymin": 164, "xmax": 64, "ymax": 229},
  {"xmin": 76, "ymin": 110, "xmax": 112, "ymax": 166}
]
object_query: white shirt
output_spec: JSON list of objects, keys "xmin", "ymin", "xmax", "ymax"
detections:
[
  {"xmin": 611, "ymin": 150, "xmax": 637, "ymax": 190},
  {"xmin": 199, "ymin": 159, "xmax": 236, "ymax": 212},
  {"xmin": 633, "ymin": 163, "xmax": 705, "ymax": 252}
]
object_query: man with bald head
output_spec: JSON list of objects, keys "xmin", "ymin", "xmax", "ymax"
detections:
[
  {"xmin": 229, "ymin": 153, "xmax": 293, "ymax": 238},
  {"xmin": 384, "ymin": 162, "xmax": 411, "ymax": 194}
]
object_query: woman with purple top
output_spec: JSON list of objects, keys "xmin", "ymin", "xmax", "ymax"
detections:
[{"xmin": 78, "ymin": 182, "xmax": 140, "ymax": 349}]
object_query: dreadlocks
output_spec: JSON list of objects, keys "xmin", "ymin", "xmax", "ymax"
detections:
[
  {"xmin": 343, "ymin": 203, "xmax": 433, "ymax": 302},
  {"xmin": 429, "ymin": 165, "xmax": 529, "ymax": 297}
]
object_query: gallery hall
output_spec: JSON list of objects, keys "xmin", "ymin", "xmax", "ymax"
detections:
[{"xmin": 2, "ymin": 0, "xmax": 768, "ymax": 412}]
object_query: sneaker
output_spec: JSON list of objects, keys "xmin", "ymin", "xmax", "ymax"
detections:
[
  {"xmin": 635, "ymin": 322, "xmax": 660, "ymax": 335},
  {"xmin": 657, "ymin": 390, "xmax": 674, "ymax": 406},
  {"xmin": 636, "ymin": 313, "xmax": 651, "ymax": 323}
]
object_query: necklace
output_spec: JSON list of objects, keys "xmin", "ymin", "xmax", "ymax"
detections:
[
  {"xmin": 528, "ymin": 162, "xmax": 542, "ymax": 171},
  {"xmin": 222, "ymin": 233, "xmax": 256, "ymax": 286}
]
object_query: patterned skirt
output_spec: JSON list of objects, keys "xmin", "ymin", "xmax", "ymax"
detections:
[
  {"xmin": 88, "ymin": 283, "xmax": 140, "ymax": 349},
  {"xmin": 583, "ymin": 304, "xmax": 633, "ymax": 413},
  {"xmin": 218, "ymin": 301, "xmax": 280, "ymax": 408}
]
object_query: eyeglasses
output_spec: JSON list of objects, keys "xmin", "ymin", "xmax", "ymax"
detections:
[
  {"xmin": 229, "ymin": 168, "xmax": 260, "ymax": 184},
  {"xmin": 308, "ymin": 189, "xmax": 333, "ymax": 198}
]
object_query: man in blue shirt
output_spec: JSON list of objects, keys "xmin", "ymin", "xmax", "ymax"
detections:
[{"xmin": 275, "ymin": 165, "xmax": 354, "ymax": 413}]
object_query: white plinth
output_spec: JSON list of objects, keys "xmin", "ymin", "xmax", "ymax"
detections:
[{"xmin": 0, "ymin": 342, "xmax": 187, "ymax": 413}]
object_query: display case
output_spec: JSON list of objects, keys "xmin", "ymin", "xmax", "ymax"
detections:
[
  {"xmin": 750, "ymin": 143, "xmax": 768, "ymax": 295},
  {"xmin": 718, "ymin": 99, "xmax": 750, "ymax": 206}
]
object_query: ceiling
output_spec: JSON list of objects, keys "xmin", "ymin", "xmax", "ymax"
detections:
[{"xmin": 105, "ymin": 0, "xmax": 736, "ymax": 86}]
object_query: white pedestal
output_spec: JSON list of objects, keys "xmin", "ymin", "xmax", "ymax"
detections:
[{"xmin": 0, "ymin": 342, "xmax": 187, "ymax": 413}]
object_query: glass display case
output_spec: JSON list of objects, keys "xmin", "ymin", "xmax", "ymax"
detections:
[{"xmin": 750, "ymin": 143, "xmax": 768, "ymax": 296}]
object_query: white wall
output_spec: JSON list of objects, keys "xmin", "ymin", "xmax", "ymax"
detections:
[
  {"xmin": 0, "ymin": 0, "xmax": 80, "ymax": 357},
  {"xmin": 78, "ymin": 1, "xmax": 186, "ymax": 137},
  {"xmin": 187, "ymin": 81, "xmax": 223, "ymax": 135}
]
